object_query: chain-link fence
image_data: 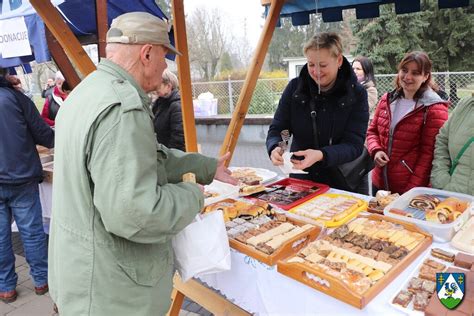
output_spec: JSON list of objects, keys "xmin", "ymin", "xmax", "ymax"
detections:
[{"xmin": 192, "ymin": 72, "xmax": 474, "ymax": 115}]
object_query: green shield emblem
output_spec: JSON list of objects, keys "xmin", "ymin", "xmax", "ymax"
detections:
[{"xmin": 436, "ymin": 273, "xmax": 465, "ymax": 310}]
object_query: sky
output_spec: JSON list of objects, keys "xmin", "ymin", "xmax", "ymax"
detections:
[{"xmin": 183, "ymin": 0, "xmax": 266, "ymax": 47}]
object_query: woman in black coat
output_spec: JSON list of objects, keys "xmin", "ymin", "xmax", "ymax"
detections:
[
  {"xmin": 152, "ymin": 69, "xmax": 185, "ymax": 151},
  {"xmin": 266, "ymin": 33, "xmax": 369, "ymax": 193}
]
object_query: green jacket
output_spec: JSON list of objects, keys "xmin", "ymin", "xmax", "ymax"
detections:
[
  {"xmin": 49, "ymin": 59, "xmax": 217, "ymax": 315},
  {"xmin": 431, "ymin": 97, "xmax": 474, "ymax": 195}
]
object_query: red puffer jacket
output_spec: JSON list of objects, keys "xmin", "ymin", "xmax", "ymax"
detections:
[{"xmin": 367, "ymin": 89, "xmax": 448, "ymax": 194}]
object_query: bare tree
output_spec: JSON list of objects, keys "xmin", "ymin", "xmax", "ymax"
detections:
[
  {"xmin": 230, "ymin": 18, "xmax": 253, "ymax": 69},
  {"xmin": 186, "ymin": 7, "xmax": 229, "ymax": 80}
]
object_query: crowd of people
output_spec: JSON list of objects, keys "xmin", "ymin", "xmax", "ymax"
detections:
[
  {"xmin": 267, "ymin": 32, "xmax": 472, "ymax": 197},
  {"xmin": 0, "ymin": 13, "xmax": 472, "ymax": 315}
]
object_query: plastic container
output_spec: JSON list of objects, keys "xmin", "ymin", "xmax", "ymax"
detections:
[
  {"xmin": 451, "ymin": 216, "xmax": 474, "ymax": 254},
  {"xmin": 383, "ymin": 187, "xmax": 474, "ymax": 243},
  {"xmin": 288, "ymin": 193, "xmax": 367, "ymax": 227},
  {"xmin": 247, "ymin": 178, "xmax": 329, "ymax": 210}
]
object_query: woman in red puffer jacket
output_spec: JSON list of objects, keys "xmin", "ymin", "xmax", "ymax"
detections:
[{"xmin": 367, "ymin": 51, "xmax": 448, "ymax": 195}]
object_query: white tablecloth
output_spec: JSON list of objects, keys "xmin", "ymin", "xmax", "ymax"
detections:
[
  {"xmin": 11, "ymin": 182, "xmax": 52, "ymax": 233},
  {"xmin": 198, "ymin": 188, "xmax": 447, "ymax": 315}
]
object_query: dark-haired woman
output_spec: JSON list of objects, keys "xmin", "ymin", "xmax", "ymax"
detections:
[
  {"xmin": 352, "ymin": 56, "xmax": 378, "ymax": 113},
  {"xmin": 367, "ymin": 51, "xmax": 449, "ymax": 195}
]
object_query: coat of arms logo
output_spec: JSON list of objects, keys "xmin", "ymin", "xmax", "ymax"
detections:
[{"xmin": 436, "ymin": 272, "xmax": 465, "ymax": 310}]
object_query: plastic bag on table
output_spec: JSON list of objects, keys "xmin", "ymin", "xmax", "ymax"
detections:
[{"xmin": 172, "ymin": 210, "xmax": 231, "ymax": 282}]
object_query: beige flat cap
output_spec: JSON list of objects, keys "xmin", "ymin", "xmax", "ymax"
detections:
[{"xmin": 106, "ymin": 12, "xmax": 181, "ymax": 56}]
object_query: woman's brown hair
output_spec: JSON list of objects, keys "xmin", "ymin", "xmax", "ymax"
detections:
[{"xmin": 395, "ymin": 51, "xmax": 438, "ymax": 99}]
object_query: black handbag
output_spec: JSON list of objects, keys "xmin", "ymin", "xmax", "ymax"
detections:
[{"xmin": 309, "ymin": 100, "xmax": 374, "ymax": 192}]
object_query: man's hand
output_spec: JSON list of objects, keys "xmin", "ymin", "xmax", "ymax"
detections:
[
  {"xmin": 374, "ymin": 151, "xmax": 390, "ymax": 167},
  {"xmin": 214, "ymin": 152, "xmax": 238, "ymax": 185},
  {"xmin": 270, "ymin": 146, "xmax": 284, "ymax": 166},
  {"xmin": 290, "ymin": 149, "xmax": 323, "ymax": 170}
]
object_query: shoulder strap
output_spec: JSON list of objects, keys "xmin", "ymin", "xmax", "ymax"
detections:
[
  {"xmin": 309, "ymin": 99, "xmax": 319, "ymax": 148},
  {"xmin": 450, "ymin": 136, "xmax": 474, "ymax": 175}
]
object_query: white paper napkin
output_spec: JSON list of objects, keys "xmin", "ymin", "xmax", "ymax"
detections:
[{"xmin": 279, "ymin": 152, "xmax": 308, "ymax": 175}]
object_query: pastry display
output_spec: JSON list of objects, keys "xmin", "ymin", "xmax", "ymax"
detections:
[
  {"xmin": 239, "ymin": 184, "xmax": 266, "ymax": 196},
  {"xmin": 431, "ymin": 248, "xmax": 455, "ymax": 262},
  {"xmin": 283, "ymin": 217, "xmax": 428, "ymax": 295},
  {"xmin": 409, "ymin": 194, "xmax": 441, "ymax": 211},
  {"xmin": 389, "ymin": 194, "xmax": 470, "ymax": 224},
  {"xmin": 368, "ymin": 191, "xmax": 400, "ymax": 214},
  {"xmin": 250, "ymin": 178, "xmax": 328, "ymax": 209},
  {"xmin": 203, "ymin": 198, "xmax": 273, "ymax": 222},
  {"xmin": 390, "ymin": 254, "xmax": 447, "ymax": 313},
  {"xmin": 231, "ymin": 168, "xmax": 263, "ymax": 185},
  {"xmin": 392, "ymin": 290, "xmax": 413, "ymax": 308},
  {"xmin": 226, "ymin": 213, "xmax": 317, "ymax": 264},
  {"xmin": 289, "ymin": 194, "xmax": 366, "ymax": 226}
]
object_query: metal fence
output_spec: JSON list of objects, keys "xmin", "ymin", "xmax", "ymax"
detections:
[{"xmin": 192, "ymin": 72, "xmax": 474, "ymax": 115}]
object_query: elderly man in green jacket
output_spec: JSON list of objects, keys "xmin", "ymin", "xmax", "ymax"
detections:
[{"xmin": 49, "ymin": 12, "xmax": 236, "ymax": 315}]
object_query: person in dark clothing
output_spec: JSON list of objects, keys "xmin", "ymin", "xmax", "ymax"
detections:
[
  {"xmin": 266, "ymin": 33, "xmax": 369, "ymax": 193},
  {"xmin": 0, "ymin": 67, "xmax": 54, "ymax": 303},
  {"xmin": 152, "ymin": 69, "xmax": 185, "ymax": 151}
]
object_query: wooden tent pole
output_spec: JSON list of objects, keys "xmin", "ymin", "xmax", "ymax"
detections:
[
  {"xmin": 95, "ymin": 0, "xmax": 108, "ymax": 59},
  {"xmin": 219, "ymin": 0, "xmax": 284, "ymax": 164},
  {"xmin": 45, "ymin": 28, "xmax": 81, "ymax": 89},
  {"xmin": 30, "ymin": 0, "xmax": 96, "ymax": 77},
  {"xmin": 171, "ymin": 0, "xmax": 198, "ymax": 152}
]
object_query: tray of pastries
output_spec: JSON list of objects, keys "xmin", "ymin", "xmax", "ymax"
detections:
[
  {"xmin": 226, "ymin": 213, "xmax": 320, "ymax": 266},
  {"xmin": 288, "ymin": 193, "xmax": 367, "ymax": 227},
  {"xmin": 368, "ymin": 190, "xmax": 400, "ymax": 214},
  {"xmin": 384, "ymin": 187, "xmax": 474, "ymax": 242},
  {"xmin": 202, "ymin": 198, "xmax": 274, "ymax": 222},
  {"xmin": 229, "ymin": 167, "xmax": 277, "ymax": 185},
  {"xmin": 246, "ymin": 178, "xmax": 329, "ymax": 210},
  {"xmin": 277, "ymin": 214, "xmax": 432, "ymax": 309},
  {"xmin": 391, "ymin": 247, "xmax": 474, "ymax": 315}
]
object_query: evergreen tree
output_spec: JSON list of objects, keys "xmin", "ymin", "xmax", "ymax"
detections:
[
  {"xmin": 351, "ymin": 5, "xmax": 427, "ymax": 73},
  {"xmin": 351, "ymin": 1, "xmax": 474, "ymax": 73}
]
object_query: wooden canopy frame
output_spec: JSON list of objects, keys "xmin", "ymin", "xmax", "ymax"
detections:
[{"xmin": 29, "ymin": 0, "xmax": 284, "ymax": 158}]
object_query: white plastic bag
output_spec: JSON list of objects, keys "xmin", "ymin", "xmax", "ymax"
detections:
[{"xmin": 172, "ymin": 210, "xmax": 231, "ymax": 282}]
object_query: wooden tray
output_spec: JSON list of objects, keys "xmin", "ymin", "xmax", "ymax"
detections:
[
  {"xmin": 277, "ymin": 214, "xmax": 433, "ymax": 309},
  {"xmin": 229, "ymin": 218, "xmax": 321, "ymax": 266}
]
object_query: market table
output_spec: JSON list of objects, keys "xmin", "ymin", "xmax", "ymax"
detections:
[{"xmin": 194, "ymin": 188, "xmax": 451, "ymax": 315}]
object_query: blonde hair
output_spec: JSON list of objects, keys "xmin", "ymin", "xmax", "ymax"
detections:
[
  {"xmin": 303, "ymin": 32, "xmax": 343, "ymax": 58},
  {"xmin": 161, "ymin": 69, "xmax": 179, "ymax": 90}
]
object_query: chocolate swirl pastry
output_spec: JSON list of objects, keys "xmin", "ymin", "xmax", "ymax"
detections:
[{"xmin": 409, "ymin": 194, "xmax": 441, "ymax": 211}]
